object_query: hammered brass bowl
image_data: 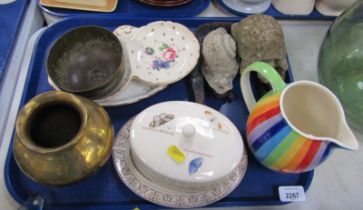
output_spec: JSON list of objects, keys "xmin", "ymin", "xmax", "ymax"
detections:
[
  {"xmin": 13, "ymin": 91, "xmax": 114, "ymax": 186},
  {"xmin": 47, "ymin": 26, "xmax": 124, "ymax": 99}
]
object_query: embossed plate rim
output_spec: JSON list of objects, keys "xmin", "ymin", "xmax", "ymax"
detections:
[{"xmin": 112, "ymin": 118, "xmax": 248, "ymax": 208}]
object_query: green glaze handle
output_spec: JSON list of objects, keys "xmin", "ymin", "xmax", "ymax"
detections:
[{"xmin": 240, "ymin": 62, "xmax": 286, "ymax": 112}]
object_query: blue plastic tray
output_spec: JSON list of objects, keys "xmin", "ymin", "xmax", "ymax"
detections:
[
  {"xmin": 37, "ymin": 0, "xmax": 211, "ymax": 18},
  {"xmin": 0, "ymin": 0, "xmax": 29, "ymax": 82},
  {"xmin": 215, "ymin": 0, "xmax": 336, "ymax": 20},
  {"xmin": 4, "ymin": 17, "xmax": 313, "ymax": 210}
]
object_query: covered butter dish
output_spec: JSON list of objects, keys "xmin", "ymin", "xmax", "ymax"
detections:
[
  {"xmin": 129, "ymin": 101, "xmax": 245, "ymax": 191},
  {"xmin": 113, "ymin": 101, "xmax": 248, "ymax": 208}
]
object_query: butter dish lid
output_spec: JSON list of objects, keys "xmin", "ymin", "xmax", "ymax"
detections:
[{"xmin": 130, "ymin": 101, "xmax": 244, "ymax": 185}]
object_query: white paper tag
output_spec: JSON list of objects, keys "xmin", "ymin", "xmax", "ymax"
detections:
[{"xmin": 278, "ymin": 186, "xmax": 306, "ymax": 202}]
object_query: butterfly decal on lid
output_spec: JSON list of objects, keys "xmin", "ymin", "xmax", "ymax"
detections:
[
  {"xmin": 188, "ymin": 157, "xmax": 204, "ymax": 175},
  {"xmin": 204, "ymin": 110, "xmax": 222, "ymax": 130}
]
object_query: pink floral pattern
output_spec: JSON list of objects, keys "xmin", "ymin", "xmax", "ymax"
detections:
[
  {"xmin": 162, "ymin": 48, "xmax": 176, "ymax": 61},
  {"xmin": 144, "ymin": 43, "xmax": 177, "ymax": 71}
]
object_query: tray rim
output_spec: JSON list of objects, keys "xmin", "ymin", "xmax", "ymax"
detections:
[
  {"xmin": 4, "ymin": 16, "xmax": 314, "ymax": 208},
  {"xmin": 0, "ymin": 0, "xmax": 30, "ymax": 82},
  {"xmin": 3, "ymin": 27, "xmax": 47, "ymax": 206}
]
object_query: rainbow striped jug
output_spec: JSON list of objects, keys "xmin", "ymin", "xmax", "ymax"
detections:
[{"xmin": 241, "ymin": 62, "xmax": 359, "ymax": 173}]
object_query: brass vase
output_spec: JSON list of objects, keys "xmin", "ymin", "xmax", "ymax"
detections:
[{"xmin": 13, "ymin": 91, "xmax": 114, "ymax": 186}]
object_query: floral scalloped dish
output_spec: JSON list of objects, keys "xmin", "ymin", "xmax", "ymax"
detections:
[{"xmin": 127, "ymin": 21, "xmax": 200, "ymax": 85}]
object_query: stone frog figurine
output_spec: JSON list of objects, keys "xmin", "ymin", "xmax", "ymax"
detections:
[
  {"xmin": 231, "ymin": 15, "xmax": 288, "ymax": 81},
  {"xmin": 201, "ymin": 27, "xmax": 239, "ymax": 96}
]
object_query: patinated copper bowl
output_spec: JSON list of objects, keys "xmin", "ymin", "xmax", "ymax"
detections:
[{"xmin": 47, "ymin": 26, "xmax": 124, "ymax": 99}]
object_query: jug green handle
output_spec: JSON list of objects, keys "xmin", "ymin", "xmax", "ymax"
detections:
[{"xmin": 240, "ymin": 62, "xmax": 287, "ymax": 111}]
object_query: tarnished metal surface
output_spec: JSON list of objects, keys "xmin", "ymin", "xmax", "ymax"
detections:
[
  {"xmin": 13, "ymin": 91, "xmax": 114, "ymax": 186},
  {"xmin": 47, "ymin": 26, "xmax": 124, "ymax": 99}
]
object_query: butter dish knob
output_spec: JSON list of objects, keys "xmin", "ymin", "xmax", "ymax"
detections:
[{"xmin": 182, "ymin": 124, "xmax": 196, "ymax": 140}]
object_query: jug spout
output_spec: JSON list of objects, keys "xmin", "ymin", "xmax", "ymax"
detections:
[{"xmin": 332, "ymin": 120, "xmax": 359, "ymax": 151}]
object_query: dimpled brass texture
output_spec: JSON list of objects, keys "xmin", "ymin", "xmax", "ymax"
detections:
[{"xmin": 13, "ymin": 91, "xmax": 114, "ymax": 186}]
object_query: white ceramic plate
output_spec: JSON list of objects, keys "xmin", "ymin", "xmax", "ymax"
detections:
[
  {"xmin": 272, "ymin": 0, "xmax": 315, "ymax": 15},
  {"xmin": 95, "ymin": 79, "xmax": 166, "ymax": 106},
  {"xmin": 48, "ymin": 75, "xmax": 166, "ymax": 107},
  {"xmin": 315, "ymin": 0, "xmax": 357, "ymax": 16},
  {"xmin": 0, "ymin": 0, "xmax": 15, "ymax": 4},
  {"xmin": 315, "ymin": 0, "xmax": 341, "ymax": 16},
  {"xmin": 112, "ymin": 118, "xmax": 248, "ymax": 208},
  {"xmin": 127, "ymin": 21, "xmax": 200, "ymax": 85},
  {"xmin": 222, "ymin": 0, "xmax": 272, "ymax": 14}
]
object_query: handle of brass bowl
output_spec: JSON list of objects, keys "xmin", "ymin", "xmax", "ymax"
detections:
[{"xmin": 240, "ymin": 61, "xmax": 286, "ymax": 112}]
